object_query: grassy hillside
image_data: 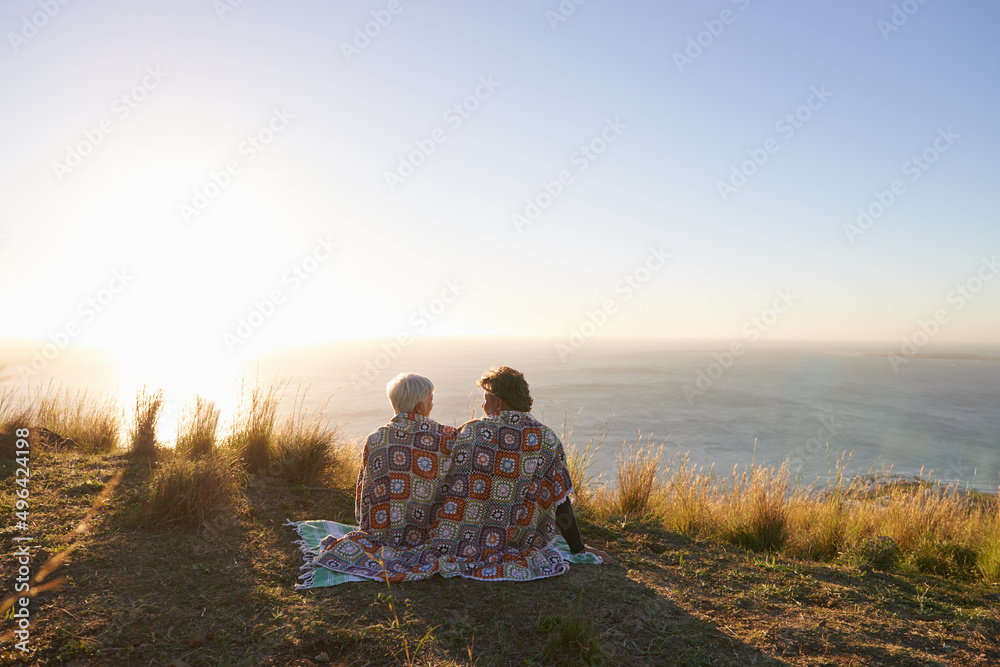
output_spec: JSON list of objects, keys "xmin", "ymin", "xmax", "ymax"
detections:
[{"xmin": 2, "ymin": 385, "xmax": 999, "ymax": 665}]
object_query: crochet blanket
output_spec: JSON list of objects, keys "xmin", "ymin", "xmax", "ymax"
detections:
[
  {"xmin": 286, "ymin": 520, "xmax": 600, "ymax": 590},
  {"xmin": 353, "ymin": 413, "xmax": 457, "ymax": 548},
  {"xmin": 308, "ymin": 411, "xmax": 580, "ymax": 583}
]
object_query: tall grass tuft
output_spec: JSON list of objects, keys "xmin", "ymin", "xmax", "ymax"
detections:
[
  {"xmin": 332, "ymin": 437, "xmax": 365, "ymax": 492},
  {"xmin": 32, "ymin": 384, "xmax": 120, "ymax": 452},
  {"xmin": 228, "ymin": 381, "xmax": 283, "ymax": 474},
  {"xmin": 614, "ymin": 437, "xmax": 663, "ymax": 517},
  {"xmin": 660, "ymin": 453, "xmax": 715, "ymax": 536},
  {"xmin": 978, "ymin": 500, "xmax": 1000, "ymax": 582},
  {"xmin": 562, "ymin": 413, "xmax": 610, "ymax": 517},
  {"xmin": 130, "ymin": 387, "xmax": 164, "ymax": 457},
  {"xmin": 721, "ymin": 462, "xmax": 790, "ymax": 553},
  {"xmin": 787, "ymin": 452, "xmax": 858, "ymax": 561},
  {"xmin": 176, "ymin": 396, "xmax": 221, "ymax": 459},
  {"xmin": 139, "ymin": 453, "xmax": 244, "ymax": 529},
  {"xmin": 0, "ymin": 387, "xmax": 31, "ymax": 457},
  {"xmin": 273, "ymin": 410, "xmax": 339, "ymax": 486},
  {"xmin": 855, "ymin": 472, "xmax": 991, "ymax": 577}
]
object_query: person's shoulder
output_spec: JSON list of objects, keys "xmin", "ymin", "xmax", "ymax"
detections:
[
  {"xmin": 453, "ymin": 416, "xmax": 499, "ymax": 444},
  {"xmin": 520, "ymin": 413, "xmax": 562, "ymax": 447},
  {"xmin": 426, "ymin": 418, "xmax": 457, "ymax": 436},
  {"xmin": 365, "ymin": 423, "xmax": 392, "ymax": 444},
  {"xmin": 521, "ymin": 412, "xmax": 545, "ymax": 427},
  {"xmin": 455, "ymin": 417, "xmax": 479, "ymax": 433},
  {"xmin": 515, "ymin": 411, "xmax": 555, "ymax": 433},
  {"xmin": 366, "ymin": 415, "xmax": 410, "ymax": 441}
]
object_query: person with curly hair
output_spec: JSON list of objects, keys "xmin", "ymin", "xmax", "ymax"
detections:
[{"xmin": 468, "ymin": 366, "xmax": 612, "ymax": 565}]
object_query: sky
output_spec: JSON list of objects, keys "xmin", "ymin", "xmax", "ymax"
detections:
[{"xmin": 1, "ymin": 0, "xmax": 998, "ymax": 394}]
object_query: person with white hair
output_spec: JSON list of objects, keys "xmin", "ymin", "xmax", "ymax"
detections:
[
  {"xmin": 349, "ymin": 372, "xmax": 456, "ymax": 550},
  {"xmin": 385, "ymin": 372, "xmax": 435, "ymax": 417}
]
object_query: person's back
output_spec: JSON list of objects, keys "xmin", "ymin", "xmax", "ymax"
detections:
[
  {"xmin": 354, "ymin": 373, "xmax": 456, "ymax": 548},
  {"xmin": 435, "ymin": 366, "xmax": 611, "ymax": 567},
  {"xmin": 356, "ymin": 412, "xmax": 455, "ymax": 548},
  {"xmin": 429, "ymin": 410, "xmax": 571, "ymax": 551}
]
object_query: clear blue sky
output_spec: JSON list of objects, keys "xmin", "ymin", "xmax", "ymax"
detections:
[{"xmin": 2, "ymin": 0, "xmax": 998, "ymax": 379}]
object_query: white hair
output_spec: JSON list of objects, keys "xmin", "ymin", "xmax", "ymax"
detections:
[{"xmin": 386, "ymin": 373, "xmax": 434, "ymax": 414}]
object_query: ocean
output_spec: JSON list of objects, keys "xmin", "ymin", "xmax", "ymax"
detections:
[{"xmin": 3, "ymin": 337, "xmax": 999, "ymax": 493}]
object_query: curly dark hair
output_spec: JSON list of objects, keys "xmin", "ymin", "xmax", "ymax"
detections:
[{"xmin": 477, "ymin": 366, "xmax": 533, "ymax": 412}]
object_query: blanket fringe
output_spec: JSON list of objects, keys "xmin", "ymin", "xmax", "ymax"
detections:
[{"xmin": 285, "ymin": 519, "xmax": 320, "ymax": 591}]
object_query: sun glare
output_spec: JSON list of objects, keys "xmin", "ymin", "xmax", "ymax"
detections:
[{"xmin": 108, "ymin": 339, "xmax": 245, "ymax": 444}]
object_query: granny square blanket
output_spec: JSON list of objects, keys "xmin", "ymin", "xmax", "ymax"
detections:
[{"xmin": 286, "ymin": 520, "xmax": 600, "ymax": 590}]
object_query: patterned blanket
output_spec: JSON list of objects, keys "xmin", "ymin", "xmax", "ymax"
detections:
[
  {"xmin": 310, "ymin": 411, "xmax": 581, "ymax": 583},
  {"xmin": 286, "ymin": 520, "xmax": 600, "ymax": 590},
  {"xmin": 353, "ymin": 413, "xmax": 457, "ymax": 548}
]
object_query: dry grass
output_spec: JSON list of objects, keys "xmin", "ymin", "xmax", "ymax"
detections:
[
  {"xmin": 978, "ymin": 506, "xmax": 1000, "ymax": 582},
  {"xmin": 271, "ymin": 388, "xmax": 338, "ymax": 486},
  {"xmin": 176, "ymin": 395, "xmax": 221, "ymax": 459},
  {"xmin": 719, "ymin": 462, "xmax": 791, "ymax": 552},
  {"xmin": 5, "ymin": 380, "xmax": 1000, "ymax": 588},
  {"xmin": 584, "ymin": 437, "xmax": 1000, "ymax": 573},
  {"xmin": 5, "ymin": 400, "xmax": 1000, "ymax": 665},
  {"xmin": 0, "ymin": 387, "xmax": 31, "ymax": 456},
  {"xmin": 30, "ymin": 384, "xmax": 121, "ymax": 452},
  {"xmin": 332, "ymin": 436, "xmax": 365, "ymax": 491},
  {"xmin": 614, "ymin": 437, "xmax": 663, "ymax": 517},
  {"xmin": 556, "ymin": 430, "xmax": 1000, "ymax": 574},
  {"xmin": 661, "ymin": 453, "xmax": 716, "ymax": 536},
  {"xmin": 272, "ymin": 409, "xmax": 339, "ymax": 486},
  {"xmin": 785, "ymin": 452, "xmax": 858, "ymax": 561},
  {"xmin": 226, "ymin": 380, "xmax": 284, "ymax": 474},
  {"xmin": 137, "ymin": 450, "xmax": 245, "ymax": 529},
  {"xmin": 561, "ymin": 412, "xmax": 610, "ymax": 517},
  {"xmin": 129, "ymin": 387, "xmax": 163, "ymax": 457},
  {"xmin": 0, "ymin": 386, "xmax": 29, "ymax": 427}
]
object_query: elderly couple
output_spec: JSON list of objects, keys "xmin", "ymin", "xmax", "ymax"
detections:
[{"xmin": 314, "ymin": 366, "xmax": 611, "ymax": 582}]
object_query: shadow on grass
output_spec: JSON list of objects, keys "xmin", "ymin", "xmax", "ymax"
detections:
[
  {"xmin": 271, "ymin": 511, "xmax": 785, "ymax": 665},
  {"xmin": 12, "ymin": 454, "xmax": 783, "ymax": 666}
]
